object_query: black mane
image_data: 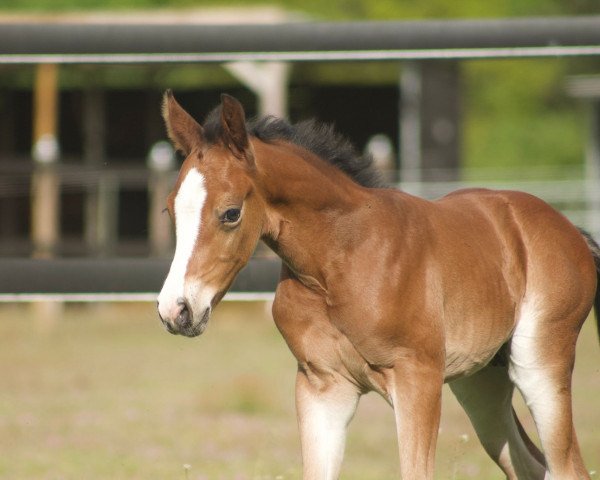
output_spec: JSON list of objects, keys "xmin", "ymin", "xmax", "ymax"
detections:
[{"xmin": 203, "ymin": 106, "xmax": 385, "ymax": 189}]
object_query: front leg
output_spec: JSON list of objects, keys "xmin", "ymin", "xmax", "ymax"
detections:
[
  {"xmin": 389, "ymin": 356, "xmax": 444, "ymax": 480},
  {"xmin": 295, "ymin": 366, "xmax": 361, "ymax": 480}
]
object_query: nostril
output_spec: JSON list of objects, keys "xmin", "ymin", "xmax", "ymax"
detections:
[{"xmin": 176, "ymin": 299, "xmax": 191, "ymax": 327}]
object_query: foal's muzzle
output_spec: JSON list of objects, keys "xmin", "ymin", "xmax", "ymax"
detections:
[{"xmin": 157, "ymin": 297, "xmax": 210, "ymax": 337}]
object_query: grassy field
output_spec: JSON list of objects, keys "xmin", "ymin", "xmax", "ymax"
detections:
[{"xmin": 0, "ymin": 301, "xmax": 598, "ymax": 480}]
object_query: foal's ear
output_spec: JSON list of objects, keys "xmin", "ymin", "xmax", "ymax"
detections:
[
  {"xmin": 162, "ymin": 90, "xmax": 205, "ymax": 156},
  {"xmin": 220, "ymin": 94, "xmax": 254, "ymax": 166}
]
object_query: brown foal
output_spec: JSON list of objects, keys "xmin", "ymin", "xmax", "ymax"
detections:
[{"xmin": 157, "ymin": 92, "xmax": 599, "ymax": 480}]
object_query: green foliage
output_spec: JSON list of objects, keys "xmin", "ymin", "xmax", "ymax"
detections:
[
  {"xmin": 2, "ymin": 0, "xmax": 599, "ymax": 170},
  {"xmin": 463, "ymin": 58, "xmax": 588, "ymax": 169},
  {"xmin": 3, "ymin": 0, "xmax": 600, "ymax": 17}
]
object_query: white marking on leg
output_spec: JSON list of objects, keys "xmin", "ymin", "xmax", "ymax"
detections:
[
  {"xmin": 158, "ymin": 168, "xmax": 207, "ymax": 319},
  {"xmin": 296, "ymin": 373, "xmax": 359, "ymax": 480},
  {"xmin": 509, "ymin": 297, "xmax": 556, "ymax": 447}
]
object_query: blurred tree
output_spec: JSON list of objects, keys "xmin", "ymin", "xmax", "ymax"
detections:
[
  {"xmin": 3, "ymin": 0, "xmax": 600, "ymax": 17},
  {"xmin": 2, "ymin": 0, "xmax": 600, "ymax": 171}
]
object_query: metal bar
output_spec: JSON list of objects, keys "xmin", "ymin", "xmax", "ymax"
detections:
[
  {"xmin": 0, "ymin": 257, "xmax": 281, "ymax": 295},
  {"xmin": 0, "ymin": 292, "xmax": 275, "ymax": 303},
  {"xmin": 2, "ymin": 45, "xmax": 600, "ymax": 65},
  {"xmin": 1, "ymin": 17, "xmax": 600, "ymax": 64},
  {"xmin": 2, "ymin": 18, "xmax": 600, "ymax": 54}
]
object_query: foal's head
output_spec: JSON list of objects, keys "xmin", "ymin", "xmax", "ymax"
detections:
[{"xmin": 157, "ymin": 92, "xmax": 264, "ymax": 337}]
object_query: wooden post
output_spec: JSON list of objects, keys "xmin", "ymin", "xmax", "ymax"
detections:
[
  {"xmin": 31, "ymin": 63, "xmax": 60, "ymax": 259},
  {"xmin": 31, "ymin": 169, "xmax": 60, "ymax": 257},
  {"xmin": 30, "ymin": 63, "xmax": 63, "ymax": 328},
  {"xmin": 33, "ymin": 64, "xmax": 59, "ymax": 145}
]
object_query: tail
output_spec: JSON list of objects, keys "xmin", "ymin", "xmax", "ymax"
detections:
[{"xmin": 578, "ymin": 228, "xmax": 600, "ymax": 342}]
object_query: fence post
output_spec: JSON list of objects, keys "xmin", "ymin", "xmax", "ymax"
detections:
[
  {"xmin": 30, "ymin": 63, "xmax": 63, "ymax": 328},
  {"xmin": 400, "ymin": 61, "xmax": 422, "ymax": 194},
  {"xmin": 83, "ymin": 87, "xmax": 106, "ymax": 254},
  {"xmin": 419, "ymin": 61, "xmax": 461, "ymax": 181},
  {"xmin": 96, "ymin": 171, "xmax": 119, "ymax": 257},
  {"xmin": 31, "ymin": 63, "xmax": 60, "ymax": 259},
  {"xmin": 224, "ymin": 61, "xmax": 291, "ymax": 118},
  {"xmin": 586, "ymin": 101, "xmax": 600, "ymax": 238}
]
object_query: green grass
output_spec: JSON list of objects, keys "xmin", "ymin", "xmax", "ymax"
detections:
[{"xmin": 0, "ymin": 302, "xmax": 598, "ymax": 479}]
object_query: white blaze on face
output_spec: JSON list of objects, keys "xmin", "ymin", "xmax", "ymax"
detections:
[{"xmin": 157, "ymin": 168, "xmax": 207, "ymax": 321}]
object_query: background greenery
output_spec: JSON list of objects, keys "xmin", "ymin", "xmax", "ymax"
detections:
[
  {"xmin": 2, "ymin": 1, "xmax": 600, "ymax": 170},
  {"xmin": 2, "ymin": 0, "xmax": 600, "ymax": 18}
]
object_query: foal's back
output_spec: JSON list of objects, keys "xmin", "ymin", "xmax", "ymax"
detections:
[{"xmin": 432, "ymin": 187, "xmax": 596, "ymax": 306}]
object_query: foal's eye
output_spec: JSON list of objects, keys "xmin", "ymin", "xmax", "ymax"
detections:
[{"xmin": 221, "ymin": 208, "xmax": 241, "ymax": 224}]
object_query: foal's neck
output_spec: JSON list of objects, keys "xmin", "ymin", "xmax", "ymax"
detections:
[{"xmin": 253, "ymin": 140, "xmax": 371, "ymax": 291}]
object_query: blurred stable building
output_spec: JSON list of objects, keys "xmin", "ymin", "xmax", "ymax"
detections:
[{"xmin": 1, "ymin": 9, "xmax": 465, "ymax": 259}]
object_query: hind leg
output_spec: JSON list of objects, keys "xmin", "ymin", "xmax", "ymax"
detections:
[
  {"xmin": 509, "ymin": 309, "xmax": 590, "ymax": 479},
  {"xmin": 450, "ymin": 364, "xmax": 546, "ymax": 479}
]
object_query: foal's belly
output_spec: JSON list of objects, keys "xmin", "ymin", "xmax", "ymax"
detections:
[
  {"xmin": 442, "ymin": 318, "xmax": 514, "ymax": 382},
  {"xmin": 443, "ymin": 346, "xmax": 501, "ymax": 382}
]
